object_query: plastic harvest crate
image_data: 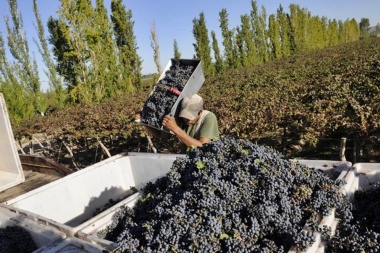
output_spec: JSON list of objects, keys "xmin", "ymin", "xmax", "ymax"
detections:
[
  {"xmin": 0, "ymin": 205, "xmax": 66, "ymax": 250},
  {"xmin": 1, "ymin": 152, "xmax": 184, "ymax": 237},
  {"xmin": 76, "ymin": 159, "xmax": 352, "ymax": 252},
  {"xmin": 0, "ymin": 93, "xmax": 25, "ymax": 192},
  {"xmin": 140, "ymin": 58, "xmax": 205, "ymax": 132}
]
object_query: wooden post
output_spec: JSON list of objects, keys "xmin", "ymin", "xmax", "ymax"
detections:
[
  {"xmin": 29, "ymin": 141, "xmax": 34, "ymax": 154},
  {"xmin": 62, "ymin": 140, "xmax": 79, "ymax": 170},
  {"xmin": 353, "ymin": 136, "xmax": 357, "ymax": 164},
  {"xmin": 282, "ymin": 126, "xmax": 287, "ymax": 156},
  {"xmin": 339, "ymin": 137, "xmax": 347, "ymax": 161},
  {"xmin": 98, "ymin": 139, "xmax": 111, "ymax": 158},
  {"xmin": 15, "ymin": 140, "xmax": 26, "ymax": 154},
  {"xmin": 33, "ymin": 136, "xmax": 44, "ymax": 148},
  {"xmin": 147, "ymin": 136, "xmax": 157, "ymax": 153}
]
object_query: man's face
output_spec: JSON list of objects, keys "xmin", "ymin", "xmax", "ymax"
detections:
[{"xmin": 182, "ymin": 116, "xmax": 199, "ymax": 126}]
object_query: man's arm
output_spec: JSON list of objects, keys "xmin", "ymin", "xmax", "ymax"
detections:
[{"xmin": 162, "ymin": 115, "xmax": 210, "ymax": 147}]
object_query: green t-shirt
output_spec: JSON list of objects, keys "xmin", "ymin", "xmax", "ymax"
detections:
[{"xmin": 186, "ymin": 111, "xmax": 220, "ymax": 141}]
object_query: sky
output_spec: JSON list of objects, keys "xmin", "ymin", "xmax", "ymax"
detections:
[{"xmin": 1, "ymin": 0, "xmax": 380, "ymax": 91}]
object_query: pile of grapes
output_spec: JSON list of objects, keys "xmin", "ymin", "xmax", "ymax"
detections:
[
  {"xmin": 141, "ymin": 59, "xmax": 195, "ymax": 129},
  {"xmin": 325, "ymin": 182, "xmax": 380, "ymax": 252},
  {"xmin": 0, "ymin": 225, "xmax": 38, "ymax": 253},
  {"xmin": 100, "ymin": 137, "xmax": 353, "ymax": 252}
]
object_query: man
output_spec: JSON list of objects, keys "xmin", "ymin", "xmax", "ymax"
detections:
[
  {"xmin": 162, "ymin": 94, "xmax": 219, "ymax": 148},
  {"xmin": 136, "ymin": 94, "xmax": 219, "ymax": 150}
]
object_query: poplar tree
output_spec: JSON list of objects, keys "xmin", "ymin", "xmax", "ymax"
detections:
[
  {"xmin": 359, "ymin": 18, "xmax": 370, "ymax": 39},
  {"xmin": 5, "ymin": 0, "xmax": 44, "ymax": 113},
  {"xmin": 51, "ymin": 0, "xmax": 95, "ymax": 104},
  {"xmin": 93, "ymin": 0, "xmax": 119, "ymax": 100},
  {"xmin": 236, "ymin": 21, "xmax": 247, "ymax": 67},
  {"xmin": 268, "ymin": 14, "xmax": 281, "ymax": 59},
  {"xmin": 289, "ymin": 4, "xmax": 310, "ymax": 54},
  {"xmin": 173, "ymin": 39, "xmax": 181, "ymax": 59},
  {"xmin": 211, "ymin": 31, "xmax": 224, "ymax": 73},
  {"xmin": 47, "ymin": 17, "xmax": 78, "ymax": 91},
  {"xmin": 111, "ymin": 0, "xmax": 142, "ymax": 92},
  {"xmin": 348, "ymin": 19, "xmax": 360, "ymax": 41},
  {"xmin": 150, "ymin": 20, "xmax": 162, "ymax": 75},
  {"xmin": 307, "ymin": 16, "xmax": 322, "ymax": 50},
  {"xmin": 192, "ymin": 12, "xmax": 213, "ymax": 74},
  {"xmin": 327, "ymin": 19, "xmax": 339, "ymax": 47},
  {"xmin": 231, "ymin": 28, "xmax": 242, "ymax": 69},
  {"xmin": 33, "ymin": 0, "xmax": 65, "ymax": 107},
  {"xmin": 277, "ymin": 5, "xmax": 291, "ymax": 58},
  {"xmin": 250, "ymin": 1, "xmax": 269, "ymax": 63},
  {"xmin": 219, "ymin": 8, "xmax": 234, "ymax": 68},
  {"xmin": 0, "ymin": 32, "xmax": 34, "ymax": 123},
  {"xmin": 238, "ymin": 14, "xmax": 257, "ymax": 66},
  {"xmin": 320, "ymin": 17, "xmax": 328, "ymax": 48}
]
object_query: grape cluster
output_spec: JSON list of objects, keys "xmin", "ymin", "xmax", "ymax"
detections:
[
  {"xmin": 326, "ymin": 182, "xmax": 380, "ymax": 252},
  {"xmin": 98, "ymin": 137, "xmax": 352, "ymax": 252},
  {"xmin": 0, "ymin": 225, "xmax": 38, "ymax": 253},
  {"xmin": 141, "ymin": 59, "xmax": 195, "ymax": 129}
]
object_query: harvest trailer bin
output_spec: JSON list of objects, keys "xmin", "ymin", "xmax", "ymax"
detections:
[
  {"xmin": 346, "ymin": 163, "xmax": 380, "ymax": 201},
  {"xmin": 0, "ymin": 206, "xmax": 66, "ymax": 251},
  {"xmin": 0, "ymin": 93, "xmax": 25, "ymax": 192},
  {"xmin": 77, "ymin": 159, "xmax": 351, "ymax": 252},
  {"xmin": 140, "ymin": 59, "xmax": 205, "ymax": 132},
  {"xmin": 1, "ymin": 152, "xmax": 183, "ymax": 237}
]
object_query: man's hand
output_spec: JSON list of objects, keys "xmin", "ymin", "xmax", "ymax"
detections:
[
  {"xmin": 162, "ymin": 114, "xmax": 207, "ymax": 148},
  {"xmin": 162, "ymin": 115, "xmax": 179, "ymax": 132},
  {"xmin": 134, "ymin": 111, "xmax": 141, "ymax": 122}
]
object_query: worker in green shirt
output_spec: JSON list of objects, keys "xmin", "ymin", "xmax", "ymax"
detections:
[
  {"xmin": 136, "ymin": 94, "xmax": 219, "ymax": 150},
  {"xmin": 162, "ymin": 94, "xmax": 220, "ymax": 148}
]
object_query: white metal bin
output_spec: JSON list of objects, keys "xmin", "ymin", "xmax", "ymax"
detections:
[
  {"xmin": 1, "ymin": 152, "xmax": 183, "ymax": 237},
  {"xmin": 0, "ymin": 93, "xmax": 25, "ymax": 192},
  {"xmin": 77, "ymin": 159, "xmax": 351, "ymax": 252},
  {"xmin": 0, "ymin": 205, "xmax": 66, "ymax": 251}
]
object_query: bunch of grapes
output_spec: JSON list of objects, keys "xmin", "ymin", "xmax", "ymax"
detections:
[
  {"xmin": 0, "ymin": 225, "xmax": 38, "ymax": 253},
  {"xmin": 141, "ymin": 59, "xmax": 195, "ymax": 129},
  {"xmin": 99, "ymin": 137, "xmax": 352, "ymax": 252}
]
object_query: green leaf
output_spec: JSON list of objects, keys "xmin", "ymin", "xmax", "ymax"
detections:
[
  {"xmin": 219, "ymin": 233, "xmax": 229, "ymax": 240},
  {"xmin": 196, "ymin": 160, "xmax": 206, "ymax": 169},
  {"xmin": 140, "ymin": 192, "xmax": 151, "ymax": 202},
  {"xmin": 241, "ymin": 149, "xmax": 251, "ymax": 155}
]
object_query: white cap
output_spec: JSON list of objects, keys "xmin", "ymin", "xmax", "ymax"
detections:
[{"xmin": 179, "ymin": 94, "xmax": 204, "ymax": 120}]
